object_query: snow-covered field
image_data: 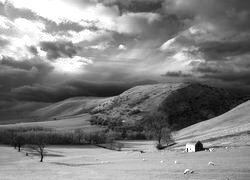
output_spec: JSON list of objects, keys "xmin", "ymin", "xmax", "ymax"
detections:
[{"xmin": 1, "ymin": 142, "xmax": 250, "ymax": 180}]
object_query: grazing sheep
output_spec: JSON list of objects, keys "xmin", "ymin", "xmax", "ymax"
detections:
[
  {"xmin": 142, "ymin": 158, "xmax": 146, "ymax": 161},
  {"xmin": 209, "ymin": 148, "xmax": 214, "ymax": 152},
  {"xmin": 208, "ymin": 161, "xmax": 215, "ymax": 166},
  {"xmin": 174, "ymin": 160, "xmax": 177, "ymax": 164},
  {"xmin": 184, "ymin": 169, "xmax": 194, "ymax": 174},
  {"xmin": 160, "ymin": 160, "xmax": 164, "ymax": 163}
]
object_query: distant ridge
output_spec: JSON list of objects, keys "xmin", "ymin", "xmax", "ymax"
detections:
[{"xmin": 0, "ymin": 83, "xmax": 242, "ymax": 132}]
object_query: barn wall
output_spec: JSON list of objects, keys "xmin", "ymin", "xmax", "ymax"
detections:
[{"xmin": 186, "ymin": 144, "xmax": 195, "ymax": 152}]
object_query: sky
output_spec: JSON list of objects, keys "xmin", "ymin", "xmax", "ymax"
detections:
[{"xmin": 0, "ymin": 0, "xmax": 250, "ymax": 102}]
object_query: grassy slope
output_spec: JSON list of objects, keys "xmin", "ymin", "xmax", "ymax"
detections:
[
  {"xmin": 175, "ymin": 100, "xmax": 250, "ymax": 146},
  {"xmin": 0, "ymin": 114, "xmax": 93, "ymax": 130},
  {"xmin": 0, "ymin": 101, "xmax": 49, "ymax": 124},
  {"xmin": 0, "ymin": 83, "xmax": 184, "ymax": 130},
  {"xmin": 0, "ymin": 83, "xmax": 186, "ymax": 126},
  {"xmin": 32, "ymin": 97, "xmax": 107, "ymax": 119},
  {"xmin": 0, "ymin": 83, "xmax": 243, "ymax": 133},
  {"xmin": 91, "ymin": 83, "xmax": 240, "ymax": 130},
  {"xmin": 0, "ymin": 97, "xmax": 108, "ymax": 124},
  {"xmin": 90, "ymin": 83, "xmax": 186, "ymax": 124}
]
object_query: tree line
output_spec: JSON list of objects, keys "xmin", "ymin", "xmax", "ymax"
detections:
[
  {"xmin": 0, "ymin": 109, "xmax": 175, "ymax": 162},
  {"xmin": 0, "ymin": 127, "xmax": 114, "ymax": 162}
]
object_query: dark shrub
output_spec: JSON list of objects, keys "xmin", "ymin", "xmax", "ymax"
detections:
[{"xmin": 156, "ymin": 143, "xmax": 164, "ymax": 150}]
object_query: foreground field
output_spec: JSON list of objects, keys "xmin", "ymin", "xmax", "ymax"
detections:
[{"xmin": 1, "ymin": 142, "xmax": 250, "ymax": 180}]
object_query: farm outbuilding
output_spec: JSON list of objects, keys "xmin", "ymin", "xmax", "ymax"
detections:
[{"xmin": 186, "ymin": 141, "xmax": 203, "ymax": 152}]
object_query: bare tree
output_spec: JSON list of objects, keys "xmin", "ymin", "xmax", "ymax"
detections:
[
  {"xmin": 13, "ymin": 134, "xmax": 26, "ymax": 152},
  {"xmin": 31, "ymin": 134, "xmax": 47, "ymax": 162},
  {"xmin": 142, "ymin": 110, "xmax": 173, "ymax": 149}
]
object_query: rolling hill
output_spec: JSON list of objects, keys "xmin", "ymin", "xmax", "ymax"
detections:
[
  {"xmin": 0, "ymin": 83, "xmax": 243, "ymax": 133},
  {"xmin": 175, "ymin": 100, "xmax": 250, "ymax": 146},
  {"xmin": 90, "ymin": 83, "xmax": 240, "ymax": 130}
]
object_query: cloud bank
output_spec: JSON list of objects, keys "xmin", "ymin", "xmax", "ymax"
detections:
[{"xmin": 0, "ymin": 0, "xmax": 250, "ymax": 102}]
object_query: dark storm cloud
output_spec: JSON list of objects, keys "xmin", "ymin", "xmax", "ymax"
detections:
[
  {"xmin": 0, "ymin": 56, "xmax": 53, "ymax": 73},
  {"xmin": 0, "ymin": 67, "xmax": 38, "ymax": 96},
  {"xmin": 0, "ymin": 56, "xmax": 53, "ymax": 91},
  {"xmin": 161, "ymin": 0, "xmax": 250, "ymax": 90},
  {"xmin": 11, "ymin": 80, "xmax": 152, "ymax": 102},
  {"xmin": 0, "ymin": 38, "xmax": 9, "ymax": 47},
  {"xmin": 27, "ymin": 46, "xmax": 38, "ymax": 56},
  {"xmin": 191, "ymin": 57, "xmax": 250, "ymax": 89},
  {"xmin": 0, "ymin": 1, "xmax": 40, "ymax": 21},
  {"xmin": 163, "ymin": 71, "xmax": 192, "ymax": 78},
  {"xmin": 199, "ymin": 41, "xmax": 250, "ymax": 61},
  {"xmin": 0, "ymin": 1, "xmax": 87, "ymax": 34},
  {"xmin": 163, "ymin": 0, "xmax": 250, "ymax": 29},
  {"xmin": 40, "ymin": 41, "xmax": 79, "ymax": 60},
  {"xmin": 1, "ymin": 0, "xmax": 250, "ymax": 103},
  {"xmin": 202, "ymin": 71, "xmax": 250, "ymax": 85},
  {"xmin": 45, "ymin": 21, "xmax": 85, "ymax": 33},
  {"xmin": 101, "ymin": 0, "xmax": 163, "ymax": 13},
  {"xmin": 194, "ymin": 64, "xmax": 220, "ymax": 74}
]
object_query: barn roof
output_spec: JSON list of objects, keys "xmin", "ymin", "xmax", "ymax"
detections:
[{"xmin": 186, "ymin": 140, "xmax": 202, "ymax": 145}]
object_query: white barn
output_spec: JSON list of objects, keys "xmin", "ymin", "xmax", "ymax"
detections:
[{"xmin": 185, "ymin": 141, "xmax": 203, "ymax": 152}]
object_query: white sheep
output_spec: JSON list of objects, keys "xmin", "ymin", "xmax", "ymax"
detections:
[
  {"xmin": 184, "ymin": 169, "xmax": 194, "ymax": 174},
  {"xmin": 208, "ymin": 161, "xmax": 215, "ymax": 166},
  {"xmin": 209, "ymin": 148, "xmax": 214, "ymax": 152},
  {"xmin": 174, "ymin": 160, "xmax": 178, "ymax": 164}
]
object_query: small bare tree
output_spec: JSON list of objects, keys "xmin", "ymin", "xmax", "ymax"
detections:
[
  {"xmin": 143, "ymin": 110, "xmax": 173, "ymax": 149},
  {"xmin": 31, "ymin": 134, "xmax": 47, "ymax": 162},
  {"xmin": 13, "ymin": 134, "xmax": 26, "ymax": 152}
]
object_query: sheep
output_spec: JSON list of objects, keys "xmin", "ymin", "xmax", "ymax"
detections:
[
  {"xmin": 208, "ymin": 161, "xmax": 215, "ymax": 166},
  {"xmin": 160, "ymin": 160, "xmax": 164, "ymax": 163},
  {"xmin": 184, "ymin": 169, "xmax": 194, "ymax": 174},
  {"xmin": 174, "ymin": 160, "xmax": 178, "ymax": 164}
]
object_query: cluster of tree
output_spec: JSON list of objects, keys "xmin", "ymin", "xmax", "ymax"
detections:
[
  {"xmin": 90, "ymin": 114, "xmax": 148, "ymax": 140},
  {"xmin": 6, "ymin": 131, "xmax": 47, "ymax": 162},
  {"xmin": 141, "ymin": 110, "xmax": 174, "ymax": 149},
  {"xmin": 0, "ymin": 108, "xmax": 174, "ymax": 158},
  {"xmin": 90, "ymin": 109, "xmax": 174, "ymax": 149},
  {"xmin": 0, "ymin": 127, "xmax": 118, "ymax": 162}
]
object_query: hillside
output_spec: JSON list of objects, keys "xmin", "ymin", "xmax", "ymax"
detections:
[
  {"xmin": 0, "ymin": 83, "xmax": 242, "ymax": 132},
  {"xmin": 90, "ymin": 83, "xmax": 240, "ymax": 130},
  {"xmin": 0, "ymin": 101, "xmax": 49, "ymax": 124},
  {"xmin": 175, "ymin": 100, "xmax": 250, "ymax": 146},
  {"xmin": 32, "ymin": 97, "xmax": 106, "ymax": 119},
  {"xmin": 159, "ymin": 84, "xmax": 239, "ymax": 129}
]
